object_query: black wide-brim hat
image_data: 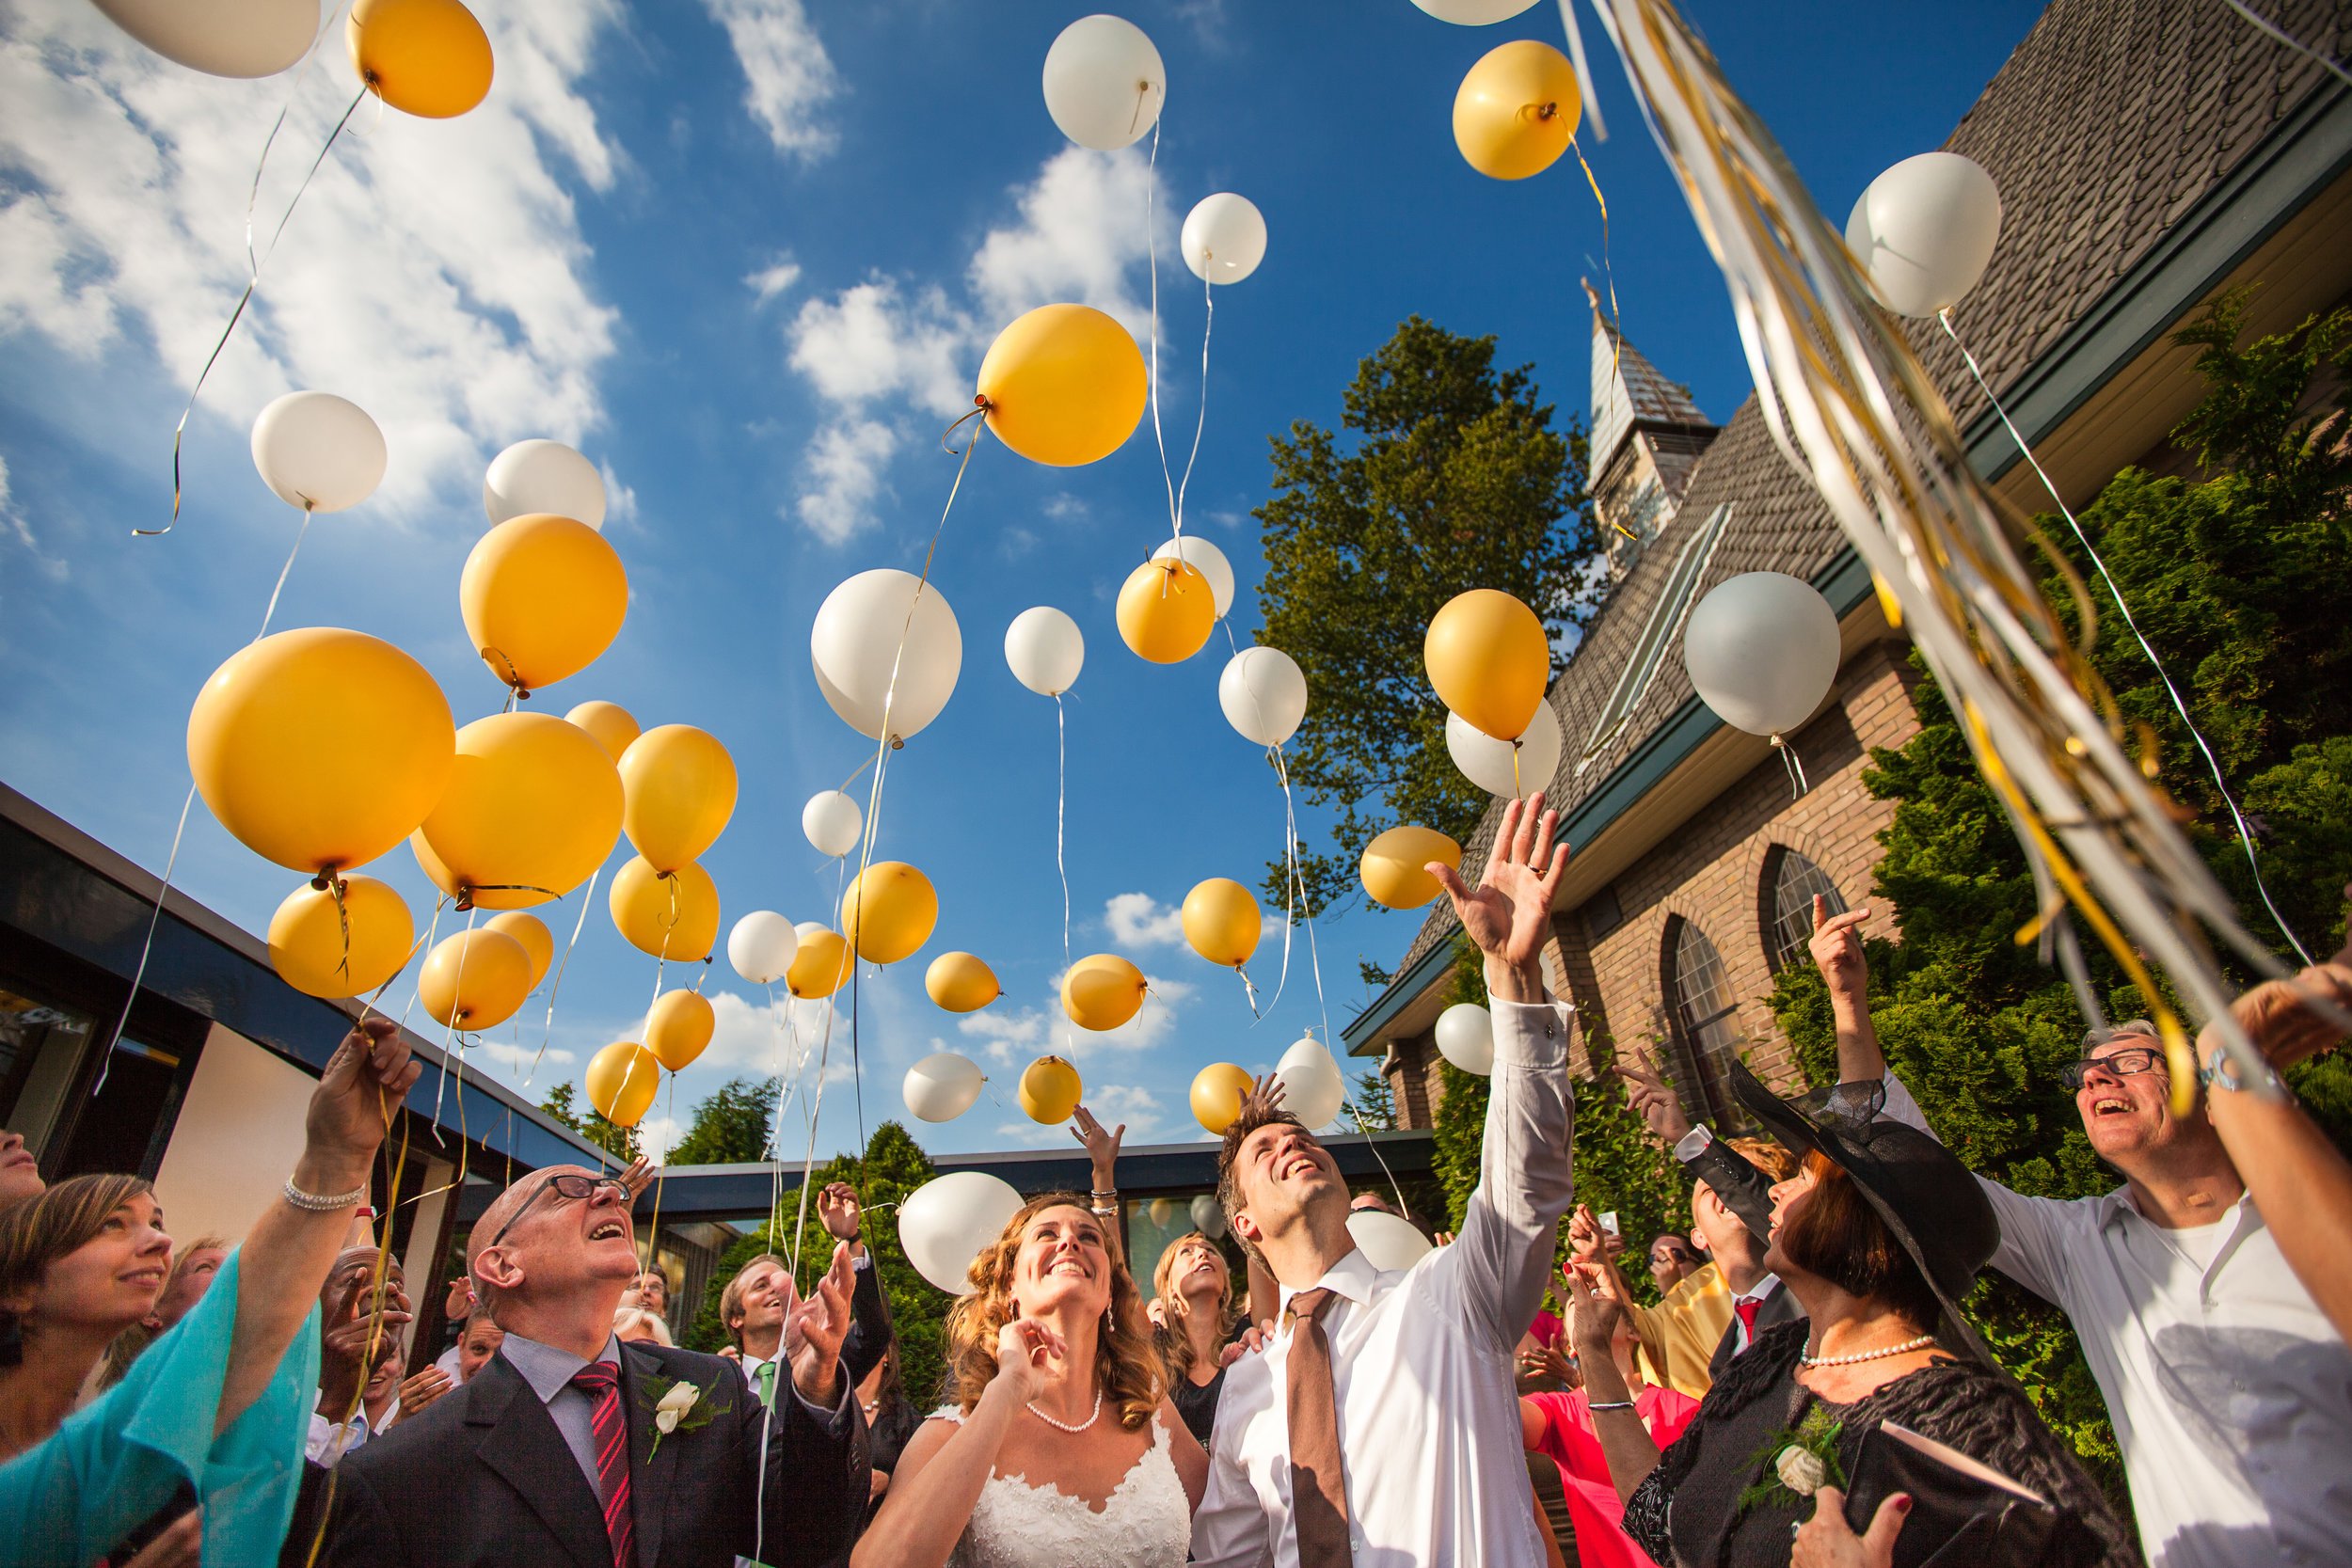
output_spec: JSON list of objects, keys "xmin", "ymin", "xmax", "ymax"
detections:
[{"xmin": 1729, "ymin": 1060, "xmax": 2001, "ymax": 1364}]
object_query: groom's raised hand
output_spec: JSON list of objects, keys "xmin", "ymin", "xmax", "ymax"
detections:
[
  {"xmin": 1429, "ymin": 793, "xmax": 1569, "ymax": 1004},
  {"xmin": 788, "ymin": 1242, "xmax": 858, "ymax": 1408}
]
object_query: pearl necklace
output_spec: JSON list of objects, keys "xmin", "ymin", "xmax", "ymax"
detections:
[
  {"xmin": 1026, "ymin": 1387, "xmax": 1103, "ymax": 1433},
  {"xmin": 1798, "ymin": 1333, "xmax": 1936, "ymax": 1369}
]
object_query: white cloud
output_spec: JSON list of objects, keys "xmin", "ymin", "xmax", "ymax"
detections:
[
  {"xmin": 598, "ymin": 460, "xmax": 639, "ymax": 526},
  {"xmin": 477, "ymin": 1039, "xmax": 578, "ymax": 1075},
  {"xmin": 0, "ymin": 2, "xmax": 624, "ymax": 518},
  {"xmin": 787, "ymin": 279, "xmax": 967, "ymax": 417},
  {"xmin": 703, "ymin": 0, "xmax": 841, "ymax": 159},
  {"xmin": 1104, "ymin": 893, "xmax": 1185, "ymax": 949},
  {"xmin": 0, "ymin": 454, "xmax": 65, "ymax": 581},
  {"xmin": 744, "ymin": 253, "xmax": 803, "ymax": 305},
  {"xmin": 968, "ymin": 148, "xmax": 1156, "ymax": 337},
  {"xmin": 795, "ymin": 418, "xmax": 899, "ymax": 544}
]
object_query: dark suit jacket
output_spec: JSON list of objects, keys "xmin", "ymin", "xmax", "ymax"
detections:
[
  {"xmin": 1706, "ymin": 1278, "xmax": 1804, "ymax": 1383},
  {"xmin": 322, "ymin": 1339, "xmax": 867, "ymax": 1568},
  {"xmin": 838, "ymin": 1255, "xmax": 891, "ymax": 1389},
  {"xmin": 1685, "ymin": 1134, "xmax": 1808, "ymax": 1384}
]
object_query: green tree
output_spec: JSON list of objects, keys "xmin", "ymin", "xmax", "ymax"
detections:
[
  {"xmin": 540, "ymin": 1080, "xmax": 640, "ymax": 1164},
  {"xmin": 667, "ymin": 1077, "xmax": 782, "ymax": 1166},
  {"xmin": 1347, "ymin": 1068, "xmax": 1397, "ymax": 1132},
  {"xmin": 1255, "ymin": 317, "xmax": 1597, "ymax": 921}
]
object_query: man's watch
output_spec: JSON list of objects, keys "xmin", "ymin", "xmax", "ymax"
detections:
[{"xmin": 2199, "ymin": 1043, "xmax": 2283, "ymax": 1094}]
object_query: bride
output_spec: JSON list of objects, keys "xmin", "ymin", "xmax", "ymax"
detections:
[{"xmin": 854, "ymin": 1112, "xmax": 1205, "ymax": 1568}]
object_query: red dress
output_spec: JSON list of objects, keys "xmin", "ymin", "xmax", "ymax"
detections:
[{"xmin": 1525, "ymin": 1386, "xmax": 1702, "ymax": 1568}]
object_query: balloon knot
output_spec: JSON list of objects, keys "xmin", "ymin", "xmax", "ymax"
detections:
[
  {"xmin": 1769, "ymin": 733, "xmax": 1786, "ymax": 748},
  {"xmin": 454, "ymin": 889, "xmax": 477, "ymax": 912},
  {"xmin": 1537, "ymin": 102, "xmax": 1558, "ymax": 119},
  {"xmin": 310, "ymin": 872, "xmax": 333, "ymax": 892}
]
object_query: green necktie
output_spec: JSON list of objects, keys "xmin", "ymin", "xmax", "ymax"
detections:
[{"xmin": 755, "ymin": 1357, "xmax": 778, "ymax": 1408}]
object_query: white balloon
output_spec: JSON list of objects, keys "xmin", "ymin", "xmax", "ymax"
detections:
[
  {"xmin": 1844, "ymin": 151, "xmax": 2003, "ymax": 318},
  {"xmin": 1180, "ymin": 194, "xmax": 1267, "ymax": 286},
  {"xmin": 1188, "ymin": 1193, "xmax": 1226, "ymax": 1239},
  {"xmin": 249, "ymin": 391, "xmax": 386, "ymax": 514},
  {"xmin": 1041, "ymin": 14, "xmax": 1166, "ymax": 150},
  {"xmin": 1346, "ymin": 1209, "xmax": 1435, "ymax": 1273},
  {"xmin": 1409, "ymin": 0, "xmax": 1540, "ymax": 22},
  {"xmin": 1004, "ymin": 606, "xmax": 1086, "ymax": 697},
  {"xmin": 1151, "ymin": 535, "xmax": 1234, "ymax": 619},
  {"xmin": 1682, "ymin": 571, "xmax": 1841, "ymax": 737},
  {"xmin": 1218, "ymin": 646, "xmax": 1308, "ymax": 749},
  {"xmin": 802, "ymin": 791, "xmax": 863, "ymax": 859},
  {"xmin": 1274, "ymin": 1037, "xmax": 1346, "ymax": 1129},
  {"xmin": 1435, "ymin": 1002, "xmax": 1494, "ymax": 1076},
  {"xmin": 727, "ymin": 911, "xmax": 799, "ymax": 985},
  {"xmin": 903, "ymin": 1051, "xmax": 985, "ymax": 1123},
  {"xmin": 485, "ymin": 438, "xmax": 607, "ymax": 531},
  {"xmin": 811, "ymin": 569, "xmax": 962, "ymax": 744},
  {"xmin": 899, "ymin": 1171, "xmax": 1025, "ymax": 1293},
  {"xmin": 1446, "ymin": 701, "xmax": 1563, "ymax": 799},
  {"xmin": 90, "ymin": 0, "xmax": 317, "ymax": 78}
]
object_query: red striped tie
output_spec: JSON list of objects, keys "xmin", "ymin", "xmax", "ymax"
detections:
[{"xmin": 569, "ymin": 1362, "xmax": 637, "ymax": 1568}]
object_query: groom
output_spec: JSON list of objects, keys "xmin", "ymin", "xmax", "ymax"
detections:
[
  {"xmin": 1192, "ymin": 794, "xmax": 1577, "ymax": 1566},
  {"xmin": 323, "ymin": 1164, "xmax": 868, "ymax": 1567}
]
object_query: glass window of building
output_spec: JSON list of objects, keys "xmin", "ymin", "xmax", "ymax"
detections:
[
  {"xmin": 1767, "ymin": 851, "xmax": 1847, "ymax": 974},
  {"xmin": 1666, "ymin": 919, "xmax": 1742, "ymax": 1124}
]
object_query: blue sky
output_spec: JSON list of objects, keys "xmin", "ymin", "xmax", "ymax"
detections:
[{"xmin": 0, "ymin": 0, "xmax": 2042, "ymax": 1161}]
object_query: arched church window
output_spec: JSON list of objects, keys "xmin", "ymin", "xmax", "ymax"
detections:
[{"xmin": 1766, "ymin": 850, "xmax": 1846, "ymax": 974}]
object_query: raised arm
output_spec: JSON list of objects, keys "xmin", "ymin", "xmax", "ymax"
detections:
[
  {"xmin": 1810, "ymin": 897, "xmax": 1887, "ymax": 1083},
  {"xmin": 1619, "ymin": 1048, "xmax": 1774, "ymax": 1244},
  {"xmin": 818, "ymin": 1182, "xmax": 893, "ymax": 1387},
  {"xmin": 1563, "ymin": 1262, "xmax": 1662, "ymax": 1505},
  {"xmin": 1427, "ymin": 795, "xmax": 1578, "ymax": 1351}
]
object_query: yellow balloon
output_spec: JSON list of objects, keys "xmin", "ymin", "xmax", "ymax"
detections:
[
  {"xmin": 644, "ymin": 989, "xmax": 715, "ymax": 1073},
  {"xmin": 1425, "ymin": 588, "xmax": 1549, "ymax": 741},
  {"xmin": 608, "ymin": 856, "xmax": 720, "ymax": 961},
  {"xmin": 585, "ymin": 1041, "xmax": 660, "ymax": 1128},
  {"xmin": 348, "ymin": 0, "xmax": 492, "ymax": 119},
  {"xmin": 187, "ymin": 627, "xmax": 454, "ymax": 875},
  {"xmin": 267, "ymin": 876, "xmax": 414, "ymax": 999},
  {"xmin": 925, "ymin": 951, "xmax": 1000, "ymax": 1013},
  {"xmin": 1148, "ymin": 1197, "xmax": 1177, "ymax": 1226},
  {"xmin": 1116, "ymin": 558, "xmax": 1216, "ymax": 665},
  {"xmin": 1019, "ymin": 1055, "xmax": 1083, "ymax": 1124},
  {"xmin": 565, "ymin": 700, "xmax": 641, "ymax": 762},
  {"xmin": 484, "ymin": 911, "xmax": 552, "ymax": 990},
  {"xmin": 414, "ymin": 712, "xmax": 621, "ymax": 909},
  {"xmin": 839, "ymin": 862, "xmax": 938, "ymax": 965},
  {"xmin": 786, "ymin": 927, "xmax": 851, "ymax": 1000},
  {"xmin": 1360, "ymin": 824, "xmax": 1463, "ymax": 911},
  {"xmin": 1062, "ymin": 953, "xmax": 1147, "ymax": 1032},
  {"xmin": 975, "ymin": 304, "xmax": 1147, "ymax": 467},
  {"xmin": 460, "ymin": 514, "xmax": 628, "ymax": 696},
  {"xmin": 418, "ymin": 927, "xmax": 532, "ymax": 1031},
  {"xmin": 1182, "ymin": 879, "xmax": 1262, "ymax": 969},
  {"xmin": 1190, "ymin": 1062, "xmax": 1255, "ymax": 1135},
  {"xmin": 1453, "ymin": 40, "xmax": 1581, "ymax": 181},
  {"xmin": 617, "ymin": 724, "xmax": 738, "ymax": 873}
]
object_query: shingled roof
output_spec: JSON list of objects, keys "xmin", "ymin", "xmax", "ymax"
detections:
[{"xmin": 1361, "ymin": 0, "xmax": 2345, "ymax": 1004}]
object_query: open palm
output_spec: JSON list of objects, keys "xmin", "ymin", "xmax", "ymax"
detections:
[{"xmin": 1431, "ymin": 794, "xmax": 1570, "ymax": 970}]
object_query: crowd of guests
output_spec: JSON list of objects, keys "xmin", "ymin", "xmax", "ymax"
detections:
[{"xmin": 3, "ymin": 796, "xmax": 2350, "ymax": 1567}]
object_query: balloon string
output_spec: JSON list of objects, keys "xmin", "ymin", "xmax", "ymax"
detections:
[
  {"xmin": 255, "ymin": 504, "xmax": 315, "ymax": 638},
  {"xmin": 642, "ymin": 1075, "xmax": 674, "ymax": 1272},
  {"xmin": 1145, "ymin": 120, "xmax": 1180, "ymax": 545},
  {"xmin": 1260, "ymin": 743, "xmax": 1301, "ymax": 1022},
  {"xmin": 91, "ymin": 784, "xmax": 198, "ymax": 1097},
  {"xmin": 397, "ymin": 895, "xmax": 448, "ymax": 1036},
  {"xmin": 522, "ymin": 866, "xmax": 598, "ymax": 1091},
  {"xmin": 1172, "ymin": 269, "xmax": 1215, "ymax": 536},
  {"xmin": 427, "ymin": 907, "xmax": 480, "ymax": 1147},
  {"xmin": 1936, "ymin": 309, "xmax": 2314, "ymax": 965},
  {"xmin": 1570, "ymin": 129, "xmax": 1628, "ymax": 487},
  {"xmin": 329, "ymin": 872, "xmax": 352, "ymax": 985},
  {"xmin": 2217, "ymin": 0, "xmax": 2352, "ymax": 87},
  {"xmin": 1055, "ymin": 693, "xmax": 1072, "ymax": 974},
  {"xmin": 834, "ymin": 751, "xmax": 878, "ymax": 796},
  {"xmin": 1771, "ymin": 733, "xmax": 1808, "ymax": 798},
  {"xmin": 156, "ymin": 80, "xmax": 369, "ymax": 537}
]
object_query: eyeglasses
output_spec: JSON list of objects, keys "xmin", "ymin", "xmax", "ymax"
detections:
[
  {"xmin": 489, "ymin": 1173, "xmax": 631, "ymax": 1248},
  {"xmin": 1794, "ymin": 1079, "xmax": 1886, "ymax": 1135},
  {"xmin": 2059, "ymin": 1047, "xmax": 2166, "ymax": 1091}
]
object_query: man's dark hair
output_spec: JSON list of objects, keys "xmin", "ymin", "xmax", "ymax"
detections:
[
  {"xmin": 1649, "ymin": 1230, "xmax": 1694, "ymax": 1257},
  {"xmin": 1216, "ymin": 1101, "xmax": 1310, "ymax": 1268}
]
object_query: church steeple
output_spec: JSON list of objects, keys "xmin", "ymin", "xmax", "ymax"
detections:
[{"xmin": 1585, "ymin": 280, "xmax": 1718, "ymax": 573}]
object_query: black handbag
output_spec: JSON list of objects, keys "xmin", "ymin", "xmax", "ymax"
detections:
[{"xmin": 1843, "ymin": 1420, "xmax": 2059, "ymax": 1567}]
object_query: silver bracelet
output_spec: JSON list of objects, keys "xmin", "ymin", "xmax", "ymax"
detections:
[
  {"xmin": 283, "ymin": 1176, "xmax": 370, "ymax": 1212},
  {"xmin": 1587, "ymin": 1400, "xmax": 1636, "ymax": 1411}
]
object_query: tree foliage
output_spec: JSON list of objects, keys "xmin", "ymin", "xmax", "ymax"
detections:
[
  {"xmin": 540, "ymin": 1081, "xmax": 641, "ymax": 1164},
  {"xmin": 666, "ymin": 1077, "xmax": 782, "ymax": 1166},
  {"xmin": 1254, "ymin": 317, "xmax": 1597, "ymax": 916}
]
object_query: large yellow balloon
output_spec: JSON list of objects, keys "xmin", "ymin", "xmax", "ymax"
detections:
[
  {"xmin": 414, "ymin": 712, "xmax": 621, "ymax": 909},
  {"xmin": 1062, "ymin": 953, "xmax": 1147, "ymax": 1032},
  {"xmin": 565, "ymin": 700, "xmax": 641, "ymax": 762},
  {"xmin": 925, "ymin": 952, "xmax": 1000, "ymax": 1013},
  {"xmin": 585, "ymin": 1041, "xmax": 660, "ymax": 1129},
  {"xmin": 418, "ymin": 927, "xmax": 532, "ymax": 1031},
  {"xmin": 349, "ymin": 0, "xmax": 492, "ymax": 119},
  {"xmin": 1019, "ymin": 1055, "xmax": 1083, "ymax": 1124},
  {"xmin": 460, "ymin": 514, "xmax": 628, "ymax": 696},
  {"xmin": 267, "ymin": 876, "xmax": 414, "ymax": 999},
  {"xmin": 786, "ymin": 927, "xmax": 851, "ymax": 1000},
  {"xmin": 617, "ymin": 724, "xmax": 737, "ymax": 873},
  {"xmin": 1425, "ymin": 589, "xmax": 1549, "ymax": 741},
  {"xmin": 839, "ymin": 862, "xmax": 938, "ymax": 965},
  {"xmin": 608, "ymin": 856, "xmax": 720, "ymax": 961},
  {"xmin": 1116, "ymin": 559, "xmax": 1215, "ymax": 665},
  {"xmin": 975, "ymin": 304, "xmax": 1147, "ymax": 467},
  {"xmin": 484, "ymin": 911, "xmax": 552, "ymax": 990},
  {"xmin": 1182, "ymin": 879, "xmax": 1262, "ymax": 969},
  {"xmin": 1190, "ymin": 1062, "xmax": 1255, "ymax": 1135},
  {"xmin": 644, "ymin": 989, "xmax": 715, "ymax": 1073},
  {"xmin": 188, "ymin": 627, "xmax": 454, "ymax": 875},
  {"xmin": 1360, "ymin": 824, "xmax": 1463, "ymax": 911},
  {"xmin": 1453, "ymin": 40, "xmax": 1581, "ymax": 181}
]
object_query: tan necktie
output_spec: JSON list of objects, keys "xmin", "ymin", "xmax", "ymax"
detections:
[{"xmin": 1285, "ymin": 1287, "xmax": 1354, "ymax": 1567}]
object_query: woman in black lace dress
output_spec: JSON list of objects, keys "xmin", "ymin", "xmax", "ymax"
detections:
[{"xmin": 1571, "ymin": 1064, "xmax": 2138, "ymax": 1568}]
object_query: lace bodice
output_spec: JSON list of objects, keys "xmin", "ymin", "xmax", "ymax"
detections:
[{"xmin": 931, "ymin": 1404, "xmax": 1191, "ymax": 1568}]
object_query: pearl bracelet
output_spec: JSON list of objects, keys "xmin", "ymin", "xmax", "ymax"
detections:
[{"xmin": 283, "ymin": 1176, "xmax": 370, "ymax": 1212}]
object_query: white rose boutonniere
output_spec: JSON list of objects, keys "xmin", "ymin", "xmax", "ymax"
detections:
[
  {"xmin": 655, "ymin": 1382, "xmax": 700, "ymax": 1434},
  {"xmin": 1735, "ymin": 1408, "xmax": 1846, "ymax": 1519},
  {"xmin": 641, "ymin": 1373, "xmax": 725, "ymax": 1459},
  {"xmin": 1774, "ymin": 1444, "xmax": 1829, "ymax": 1496}
]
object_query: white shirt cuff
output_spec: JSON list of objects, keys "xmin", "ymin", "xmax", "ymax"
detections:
[
  {"xmin": 1487, "ymin": 994, "xmax": 1572, "ymax": 1068},
  {"xmin": 1673, "ymin": 1124, "xmax": 1714, "ymax": 1162}
]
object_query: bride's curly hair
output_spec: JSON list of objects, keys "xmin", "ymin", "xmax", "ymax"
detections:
[{"xmin": 943, "ymin": 1192, "xmax": 1163, "ymax": 1430}]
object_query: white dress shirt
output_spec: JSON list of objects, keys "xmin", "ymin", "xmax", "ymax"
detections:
[
  {"xmin": 1724, "ymin": 1275, "xmax": 1783, "ymax": 1354},
  {"xmin": 305, "ymin": 1406, "xmax": 370, "ymax": 1466},
  {"xmin": 1880, "ymin": 1072, "xmax": 2352, "ymax": 1568},
  {"xmin": 1190, "ymin": 994, "xmax": 1576, "ymax": 1567}
]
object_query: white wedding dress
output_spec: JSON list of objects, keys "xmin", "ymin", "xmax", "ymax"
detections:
[{"xmin": 931, "ymin": 1405, "xmax": 1191, "ymax": 1568}]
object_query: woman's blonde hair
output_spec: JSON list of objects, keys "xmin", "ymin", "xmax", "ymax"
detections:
[
  {"xmin": 612, "ymin": 1306, "xmax": 674, "ymax": 1346},
  {"xmin": 943, "ymin": 1193, "xmax": 1161, "ymax": 1430},
  {"xmin": 1150, "ymin": 1230, "xmax": 1236, "ymax": 1386}
]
